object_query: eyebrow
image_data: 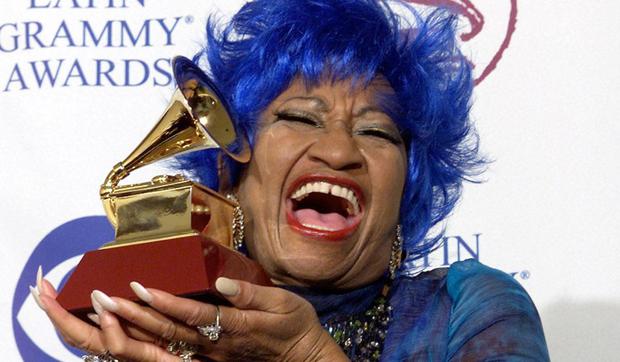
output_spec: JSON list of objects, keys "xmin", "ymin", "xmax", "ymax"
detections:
[
  {"xmin": 279, "ymin": 97, "xmax": 389, "ymax": 117},
  {"xmin": 280, "ymin": 96, "xmax": 329, "ymax": 112},
  {"xmin": 354, "ymin": 105, "xmax": 387, "ymax": 118}
]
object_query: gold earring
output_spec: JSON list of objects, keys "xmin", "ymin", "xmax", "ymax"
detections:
[
  {"xmin": 389, "ymin": 224, "xmax": 403, "ymax": 280},
  {"xmin": 226, "ymin": 193, "xmax": 245, "ymax": 252}
]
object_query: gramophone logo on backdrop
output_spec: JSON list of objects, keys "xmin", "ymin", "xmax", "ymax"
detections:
[
  {"xmin": 1, "ymin": 0, "xmax": 195, "ymax": 92},
  {"xmin": 12, "ymin": 0, "xmax": 520, "ymax": 360}
]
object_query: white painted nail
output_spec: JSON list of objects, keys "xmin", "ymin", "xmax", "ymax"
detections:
[
  {"xmin": 91, "ymin": 290, "xmax": 119, "ymax": 312},
  {"xmin": 87, "ymin": 313, "xmax": 100, "ymax": 325},
  {"xmin": 90, "ymin": 292, "xmax": 104, "ymax": 315},
  {"xmin": 29, "ymin": 285, "xmax": 45, "ymax": 311},
  {"xmin": 215, "ymin": 277, "xmax": 239, "ymax": 297},
  {"xmin": 36, "ymin": 265, "xmax": 43, "ymax": 294},
  {"xmin": 129, "ymin": 281, "xmax": 153, "ymax": 303}
]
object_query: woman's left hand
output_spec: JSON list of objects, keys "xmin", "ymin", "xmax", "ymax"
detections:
[{"xmin": 90, "ymin": 277, "xmax": 348, "ymax": 361}]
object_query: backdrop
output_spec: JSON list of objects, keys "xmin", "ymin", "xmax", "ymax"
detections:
[{"xmin": 2, "ymin": 1, "xmax": 619, "ymax": 360}]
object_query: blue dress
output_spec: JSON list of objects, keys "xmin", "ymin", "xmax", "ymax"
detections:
[{"xmin": 291, "ymin": 259, "xmax": 549, "ymax": 361}]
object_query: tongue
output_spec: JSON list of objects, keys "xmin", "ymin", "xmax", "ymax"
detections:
[{"xmin": 293, "ymin": 208, "xmax": 348, "ymax": 230}]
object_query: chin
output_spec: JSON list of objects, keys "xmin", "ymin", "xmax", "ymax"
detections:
[
  {"xmin": 273, "ymin": 253, "xmax": 378, "ymax": 290},
  {"xmin": 268, "ymin": 252, "xmax": 348, "ymax": 289}
]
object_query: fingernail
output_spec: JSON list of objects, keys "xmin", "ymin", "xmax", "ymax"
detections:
[
  {"xmin": 215, "ymin": 277, "xmax": 239, "ymax": 296},
  {"xmin": 87, "ymin": 313, "xmax": 100, "ymax": 325},
  {"xmin": 90, "ymin": 292, "xmax": 104, "ymax": 315},
  {"xmin": 91, "ymin": 290, "xmax": 118, "ymax": 312},
  {"xmin": 36, "ymin": 265, "xmax": 43, "ymax": 294},
  {"xmin": 29, "ymin": 285, "xmax": 46, "ymax": 310},
  {"xmin": 129, "ymin": 281, "xmax": 153, "ymax": 303}
]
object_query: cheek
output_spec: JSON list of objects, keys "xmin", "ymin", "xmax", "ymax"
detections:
[
  {"xmin": 237, "ymin": 126, "xmax": 311, "ymax": 236},
  {"xmin": 365, "ymin": 146, "xmax": 407, "ymax": 203},
  {"xmin": 249, "ymin": 126, "xmax": 309, "ymax": 179}
]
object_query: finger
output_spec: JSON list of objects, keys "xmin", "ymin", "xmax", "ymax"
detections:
[
  {"xmin": 98, "ymin": 311, "xmax": 182, "ymax": 362},
  {"xmin": 109, "ymin": 295, "xmax": 205, "ymax": 345},
  {"xmin": 215, "ymin": 277, "xmax": 303, "ymax": 314},
  {"xmin": 87, "ymin": 294, "xmax": 191, "ymax": 349},
  {"xmin": 39, "ymin": 294, "xmax": 106, "ymax": 354},
  {"xmin": 128, "ymin": 282, "xmax": 240, "ymax": 353},
  {"xmin": 39, "ymin": 277, "xmax": 58, "ymax": 299},
  {"xmin": 130, "ymin": 282, "xmax": 222, "ymax": 329}
]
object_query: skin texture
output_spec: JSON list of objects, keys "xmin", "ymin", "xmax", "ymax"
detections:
[{"xmin": 36, "ymin": 78, "xmax": 407, "ymax": 361}]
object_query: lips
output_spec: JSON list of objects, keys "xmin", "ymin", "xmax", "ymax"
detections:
[{"xmin": 285, "ymin": 174, "xmax": 364, "ymax": 241}]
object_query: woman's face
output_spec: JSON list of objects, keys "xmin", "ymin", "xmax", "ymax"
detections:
[{"xmin": 237, "ymin": 77, "xmax": 407, "ymax": 289}]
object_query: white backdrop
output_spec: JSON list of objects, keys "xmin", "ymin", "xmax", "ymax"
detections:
[{"xmin": 2, "ymin": 1, "xmax": 619, "ymax": 360}]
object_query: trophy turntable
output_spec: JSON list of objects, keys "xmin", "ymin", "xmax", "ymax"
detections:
[{"xmin": 56, "ymin": 56, "xmax": 272, "ymax": 320}]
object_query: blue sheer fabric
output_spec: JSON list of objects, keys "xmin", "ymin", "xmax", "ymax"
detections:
[{"xmin": 292, "ymin": 259, "xmax": 549, "ymax": 361}]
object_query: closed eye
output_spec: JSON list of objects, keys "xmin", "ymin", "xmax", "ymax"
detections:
[
  {"xmin": 356, "ymin": 128, "xmax": 402, "ymax": 145},
  {"xmin": 275, "ymin": 111, "xmax": 320, "ymax": 127}
]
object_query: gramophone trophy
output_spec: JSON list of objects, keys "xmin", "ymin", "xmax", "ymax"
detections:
[{"xmin": 56, "ymin": 57, "xmax": 271, "ymax": 320}]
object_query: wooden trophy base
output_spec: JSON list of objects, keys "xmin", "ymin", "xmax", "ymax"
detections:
[{"xmin": 56, "ymin": 235, "xmax": 272, "ymax": 321}]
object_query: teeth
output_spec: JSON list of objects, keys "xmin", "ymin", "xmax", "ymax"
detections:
[
  {"xmin": 291, "ymin": 181, "xmax": 361, "ymax": 215},
  {"xmin": 299, "ymin": 223, "xmax": 338, "ymax": 231},
  {"xmin": 319, "ymin": 182, "xmax": 330, "ymax": 193}
]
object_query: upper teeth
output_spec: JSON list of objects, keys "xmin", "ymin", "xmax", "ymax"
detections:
[{"xmin": 290, "ymin": 181, "xmax": 360, "ymax": 215}]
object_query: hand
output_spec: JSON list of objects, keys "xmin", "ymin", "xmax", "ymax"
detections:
[
  {"xmin": 107, "ymin": 277, "xmax": 348, "ymax": 361},
  {"xmin": 31, "ymin": 267, "xmax": 182, "ymax": 361},
  {"xmin": 30, "ymin": 266, "xmax": 348, "ymax": 361}
]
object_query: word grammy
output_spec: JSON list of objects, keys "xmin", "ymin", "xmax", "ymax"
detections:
[{"xmin": 0, "ymin": 18, "xmax": 181, "ymax": 52}]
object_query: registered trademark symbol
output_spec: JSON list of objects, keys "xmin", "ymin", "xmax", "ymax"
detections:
[
  {"xmin": 519, "ymin": 270, "xmax": 531, "ymax": 280},
  {"xmin": 185, "ymin": 15, "xmax": 194, "ymax": 24}
]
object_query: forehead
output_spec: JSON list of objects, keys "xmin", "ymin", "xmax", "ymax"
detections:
[{"xmin": 270, "ymin": 76, "xmax": 396, "ymax": 110}]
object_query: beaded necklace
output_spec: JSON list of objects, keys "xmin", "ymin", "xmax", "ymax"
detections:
[{"xmin": 322, "ymin": 294, "xmax": 392, "ymax": 361}]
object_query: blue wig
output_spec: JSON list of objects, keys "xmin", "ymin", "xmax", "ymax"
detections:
[{"xmin": 178, "ymin": 0, "xmax": 484, "ymax": 271}]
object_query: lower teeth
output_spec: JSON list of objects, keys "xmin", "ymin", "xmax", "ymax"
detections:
[{"xmin": 301, "ymin": 223, "xmax": 338, "ymax": 231}]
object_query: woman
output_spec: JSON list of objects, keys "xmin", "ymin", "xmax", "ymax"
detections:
[{"xmin": 31, "ymin": 0, "xmax": 549, "ymax": 360}]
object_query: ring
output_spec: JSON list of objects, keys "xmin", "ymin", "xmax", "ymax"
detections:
[
  {"xmin": 82, "ymin": 351, "xmax": 120, "ymax": 362},
  {"xmin": 196, "ymin": 305, "xmax": 222, "ymax": 341},
  {"xmin": 167, "ymin": 340, "xmax": 197, "ymax": 361}
]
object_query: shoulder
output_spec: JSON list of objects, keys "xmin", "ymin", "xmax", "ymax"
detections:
[
  {"xmin": 446, "ymin": 258, "xmax": 530, "ymax": 307},
  {"xmin": 444, "ymin": 259, "xmax": 550, "ymax": 361}
]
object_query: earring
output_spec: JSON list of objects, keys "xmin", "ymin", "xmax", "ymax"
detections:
[
  {"xmin": 389, "ymin": 224, "xmax": 403, "ymax": 280},
  {"xmin": 226, "ymin": 193, "xmax": 245, "ymax": 252}
]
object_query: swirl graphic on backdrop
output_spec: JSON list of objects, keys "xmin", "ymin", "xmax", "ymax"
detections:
[{"xmin": 408, "ymin": 0, "xmax": 518, "ymax": 85}]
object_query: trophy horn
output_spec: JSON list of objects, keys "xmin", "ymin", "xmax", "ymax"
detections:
[{"xmin": 100, "ymin": 56, "xmax": 250, "ymax": 227}]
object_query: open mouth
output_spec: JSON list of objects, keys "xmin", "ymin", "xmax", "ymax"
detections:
[{"xmin": 286, "ymin": 175, "xmax": 364, "ymax": 241}]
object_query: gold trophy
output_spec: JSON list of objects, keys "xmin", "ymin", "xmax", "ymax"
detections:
[{"xmin": 56, "ymin": 57, "xmax": 271, "ymax": 320}]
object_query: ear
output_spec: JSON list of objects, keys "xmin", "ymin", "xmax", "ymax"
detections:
[{"xmin": 217, "ymin": 151, "xmax": 232, "ymax": 193}]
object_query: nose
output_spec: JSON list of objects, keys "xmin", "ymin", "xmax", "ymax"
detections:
[{"xmin": 307, "ymin": 123, "xmax": 364, "ymax": 170}]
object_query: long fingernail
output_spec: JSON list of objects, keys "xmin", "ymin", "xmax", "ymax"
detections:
[
  {"xmin": 91, "ymin": 292, "xmax": 104, "ymax": 315},
  {"xmin": 215, "ymin": 277, "xmax": 239, "ymax": 296},
  {"xmin": 129, "ymin": 281, "xmax": 153, "ymax": 303},
  {"xmin": 87, "ymin": 313, "xmax": 100, "ymax": 325},
  {"xmin": 36, "ymin": 265, "xmax": 43, "ymax": 294},
  {"xmin": 91, "ymin": 290, "xmax": 118, "ymax": 312},
  {"xmin": 29, "ymin": 285, "xmax": 46, "ymax": 310}
]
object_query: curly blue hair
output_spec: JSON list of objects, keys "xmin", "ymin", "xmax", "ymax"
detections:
[{"xmin": 178, "ymin": 0, "xmax": 484, "ymax": 270}]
